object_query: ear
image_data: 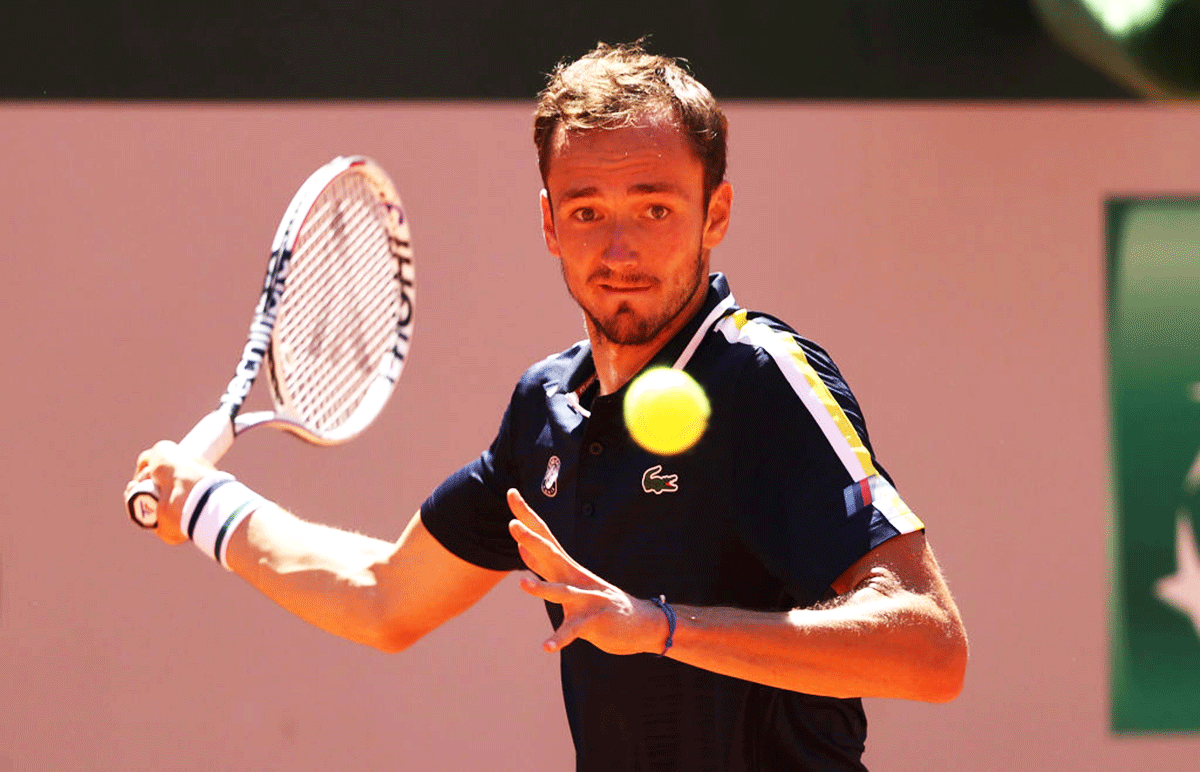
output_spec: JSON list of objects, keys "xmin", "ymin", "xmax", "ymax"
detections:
[
  {"xmin": 701, "ymin": 181, "xmax": 733, "ymax": 251},
  {"xmin": 540, "ymin": 189, "xmax": 561, "ymax": 258}
]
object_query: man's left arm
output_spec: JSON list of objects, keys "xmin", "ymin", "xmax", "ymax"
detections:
[{"xmin": 507, "ymin": 489, "xmax": 967, "ymax": 703}]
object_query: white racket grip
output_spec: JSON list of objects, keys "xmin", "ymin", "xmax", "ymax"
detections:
[
  {"xmin": 178, "ymin": 410, "xmax": 237, "ymax": 461},
  {"xmin": 127, "ymin": 411, "xmax": 236, "ymax": 529}
]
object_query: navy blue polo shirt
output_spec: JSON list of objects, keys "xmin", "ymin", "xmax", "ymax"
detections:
[{"xmin": 421, "ymin": 273, "xmax": 924, "ymax": 771}]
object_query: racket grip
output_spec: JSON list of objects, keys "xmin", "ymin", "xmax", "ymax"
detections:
[
  {"xmin": 127, "ymin": 478, "xmax": 162, "ymax": 528},
  {"xmin": 126, "ymin": 411, "xmax": 236, "ymax": 529}
]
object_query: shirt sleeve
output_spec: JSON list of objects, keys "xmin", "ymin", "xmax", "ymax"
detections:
[
  {"xmin": 420, "ymin": 397, "xmax": 526, "ymax": 572},
  {"xmin": 732, "ymin": 328, "xmax": 923, "ymax": 607}
]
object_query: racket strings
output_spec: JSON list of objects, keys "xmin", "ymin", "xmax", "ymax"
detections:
[
  {"xmin": 285, "ymin": 217, "xmax": 397, "ymax": 429},
  {"xmin": 273, "ymin": 172, "xmax": 402, "ymax": 435},
  {"xmin": 288, "ymin": 191, "xmax": 398, "ymax": 423}
]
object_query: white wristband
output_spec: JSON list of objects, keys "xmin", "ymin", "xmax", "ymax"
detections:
[
  {"xmin": 183, "ymin": 473, "xmax": 267, "ymax": 569},
  {"xmin": 181, "ymin": 472, "xmax": 234, "ymax": 535}
]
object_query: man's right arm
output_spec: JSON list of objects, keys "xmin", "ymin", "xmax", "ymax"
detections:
[
  {"xmin": 130, "ymin": 440, "xmax": 508, "ymax": 653},
  {"xmin": 226, "ymin": 506, "xmax": 509, "ymax": 652}
]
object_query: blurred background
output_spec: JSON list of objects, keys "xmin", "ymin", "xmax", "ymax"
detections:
[
  {"xmin": 1, "ymin": 0, "xmax": 1198, "ymax": 100},
  {"xmin": 5, "ymin": 2, "xmax": 1200, "ymax": 771}
]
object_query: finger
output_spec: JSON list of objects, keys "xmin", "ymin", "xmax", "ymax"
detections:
[
  {"xmin": 148, "ymin": 462, "xmax": 176, "ymax": 496},
  {"xmin": 506, "ymin": 489, "xmax": 560, "ymax": 547},
  {"xmin": 132, "ymin": 460, "xmax": 155, "ymax": 484},
  {"xmin": 509, "ymin": 518, "xmax": 571, "ymax": 579},
  {"xmin": 508, "ymin": 517, "xmax": 556, "ymax": 552},
  {"xmin": 518, "ymin": 575, "xmax": 584, "ymax": 604},
  {"xmin": 134, "ymin": 448, "xmax": 155, "ymax": 478},
  {"xmin": 544, "ymin": 618, "xmax": 582, "ymax": 653},
  {"xmin": 509, "ymin": 518, "xmax": 582, "ymax": 576},
  {"xmin": 134, "ymin": 440, "xmax": 177, "ymax": 481},
  {"xmin": 510, "ymin": 517, "xmax": 607, "ymax": 591},
  {"xmin": 123, "ymin": 479, "xmax": 142, "ymax": 500}
]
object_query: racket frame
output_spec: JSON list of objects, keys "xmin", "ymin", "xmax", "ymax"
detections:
[{"xmin": 126, "ymin": 155, "xmax": 413, "ymax": 528}]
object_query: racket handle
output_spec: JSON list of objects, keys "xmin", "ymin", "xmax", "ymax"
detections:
[
  {"xmin": 127, "ymin": 478, "xmax": 163, "ymax": 528},
  {"xmin": 127, "ymin": 411, "xmax": 237, "ymax": 529}
]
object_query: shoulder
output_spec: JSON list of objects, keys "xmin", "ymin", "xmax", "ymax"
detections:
[
  {"xmin": 511, "ymin": 339, "xmax": 588, "ymax": 398},
  {"xmin": 706, "ymin": 308, "xmax": 873, "ymax": 454},
  {"xmin": 709, "ymin": 310, "xmax": 849, "ymax": 393}
]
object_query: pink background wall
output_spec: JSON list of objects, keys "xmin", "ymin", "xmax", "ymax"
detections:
[{"xmin": 2, "ymin": 102, "xmax": 1199, "ymax": 770}]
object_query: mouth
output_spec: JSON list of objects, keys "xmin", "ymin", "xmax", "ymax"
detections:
[
  {"xmin": 599, "ymin": 283, "xmax": 652, "ymax": 294},
  {"xmin": 594, "ymin": 276, "xmax": 656, "ymax": 294}
]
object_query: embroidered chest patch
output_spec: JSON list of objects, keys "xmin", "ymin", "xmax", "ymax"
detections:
[
  {"xmin": 542, "ymin": 455, "xmax": 561, "ymax": 497},
  {"xmin": 641, "ymin": 464, "xmax": 678, "ymax": 495}
]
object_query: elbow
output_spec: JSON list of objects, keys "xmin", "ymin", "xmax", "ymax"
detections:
[
  {"xmin": 923, "ymin": 657, "xmax": 966, "ymax": 704},
  {"xmin": 358, "ymin": 589, "xmax": 428, "ymax": 654},
  {"xmin": 353, "ymin": 562, "xmax": 437, "ymax": 654},
  {"xmin": 362, "ymin": 618, "xmax": 428, "ymax": 654},
  {"xmin": 365, "ymin": 589, "xmax": 443, "ymax": 654},
  {"xmin": 919, "ymin": 626, "xmax": 968, "ymax": 703},
  {"xmin": 372, "ymin": 630, "xmax": 418, "ymax": 654},
  {"xmin": 367, "ymin": 610, "xmax": 430, "ymax": 654}
]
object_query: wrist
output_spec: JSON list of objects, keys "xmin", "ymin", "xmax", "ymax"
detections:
[
  {"xmin": 648, "ymin": 595, "xmax": 677, "ymax": 657},
  {"xmin": 183, "ymin": 472, "xmax": 267, "ymax": 570}
]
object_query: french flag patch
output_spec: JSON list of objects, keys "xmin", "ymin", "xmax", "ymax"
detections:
[
  {"xmin": 842, "ymin": 475, "xmax": 925, "ymax": 532},
  {"xmin": 843, "ymin": 477, "xmax": 874, "ymax": 516}
]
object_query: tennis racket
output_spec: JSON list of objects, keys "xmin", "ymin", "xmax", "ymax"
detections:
[{"xmin": 127, "ymin": 155, "xmax": 415, "ymax": 529}]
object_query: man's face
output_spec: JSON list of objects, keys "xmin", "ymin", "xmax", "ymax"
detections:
[{"xmin": 540, "ymin": 118, "xmax": 732, "ymax": 348}]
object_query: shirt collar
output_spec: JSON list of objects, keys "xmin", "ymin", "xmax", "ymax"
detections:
[{"xmin": 560, "ymin": 272, "xmax": 738, "ymax": 394}]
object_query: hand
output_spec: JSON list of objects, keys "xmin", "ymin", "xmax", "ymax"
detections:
[
  {"xmin": 506, "ymin": 489, "xmax": 668, "ymax": 656},
  {"xmin": 125, "ymin": 441, "xmax": 217, "ymax": 545}
]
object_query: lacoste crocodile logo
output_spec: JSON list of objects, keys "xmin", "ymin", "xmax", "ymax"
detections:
[{"xmin": 642, "ymin": 465, "xmax": 678, "ymax": 495}]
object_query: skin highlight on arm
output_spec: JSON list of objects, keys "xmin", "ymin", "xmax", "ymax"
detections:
[
  {"xmin": 665, "ymin": 533, "xmax": 967, "ymax": 702},
  {"xmin": 226, "ymin": 507, "xmax": 508, "ymax": 653}
]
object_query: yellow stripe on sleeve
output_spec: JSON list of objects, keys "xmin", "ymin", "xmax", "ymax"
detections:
[
  {"xmin": 725, "ymin": 311, "xmax": 875, "ymax": 480},
  {"xmin": 721, "ymin": 312, "xmax": 925, "ymax": 533}
]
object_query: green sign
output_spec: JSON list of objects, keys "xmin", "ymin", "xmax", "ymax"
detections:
[{"xmin": 1110, "ymin": 198, "xmax": 1200, "ymax": 732}]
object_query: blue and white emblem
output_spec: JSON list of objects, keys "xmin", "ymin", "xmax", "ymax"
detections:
[{"xmin": 542, "ymin": 455, "xmax": 561, "ymax": 498}]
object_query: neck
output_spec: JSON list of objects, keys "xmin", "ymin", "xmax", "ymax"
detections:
[
  {"xmin": 587, "ymin": 285, "xmax": 708, "ymax": 396},
  {"xmin": 589, "ymin": 335, "xmax": 663, "ymax": 397}
]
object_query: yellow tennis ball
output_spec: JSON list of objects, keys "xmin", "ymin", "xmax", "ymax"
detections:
[{"xmin": 623, "ymin": 367, "xmax": 710, "ymax": 455}]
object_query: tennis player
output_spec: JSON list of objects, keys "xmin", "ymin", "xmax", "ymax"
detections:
[{"xmin": 130, "ymin": 41, "xmax": 967, "ymax": 771}]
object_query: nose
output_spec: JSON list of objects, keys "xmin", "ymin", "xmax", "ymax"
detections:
[{"xmin": 600, "ymin": 219, "xmax": 637, "ymax": 265}]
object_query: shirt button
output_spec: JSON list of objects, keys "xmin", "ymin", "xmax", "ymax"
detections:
[
  {"xmin": 588, "ymin": 442, "xmax": 604, "ymax": 456},
  {"xmin": 581, "ymin": 503, "xmax": 594, "ymax": 517}
]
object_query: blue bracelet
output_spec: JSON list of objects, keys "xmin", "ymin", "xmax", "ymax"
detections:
[{"xmin": 649, "ymin": 594, "xmax": 677, "ymax": 656}]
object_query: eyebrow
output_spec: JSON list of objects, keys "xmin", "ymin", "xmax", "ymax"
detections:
[{"xmin": 559, "ymin": 182, "xmax": 684, "ymax": 202}]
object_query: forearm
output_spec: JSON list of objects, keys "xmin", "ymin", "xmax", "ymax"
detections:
[
  {"xmin": 131, "ymin": 444, "xmax": 507, "ymax": 652},
  {"xmin": 509, "ymin": 493, "xmax": 967, "ymax": 701},
  {"xmin": 224, "ymin": 504, "xmax": 404, "ymax": 652},
  {"xmin": 661, "ymin": 586, "xmax": 966, "ymax": 702}
]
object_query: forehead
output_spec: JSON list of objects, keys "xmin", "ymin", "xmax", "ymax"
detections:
[{"xmin": 544, "ymin": 118, "xmax": 703, "ymax": 194}]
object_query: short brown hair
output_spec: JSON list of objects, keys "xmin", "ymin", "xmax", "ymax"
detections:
[{"xmin": 534, "ymin": 41, "xmax": 728, "ymax": 201}]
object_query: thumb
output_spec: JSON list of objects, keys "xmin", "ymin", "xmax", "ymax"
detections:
[{"xmin": 544, "ymin": 619, "xmax": 582, "ymax": 653}]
